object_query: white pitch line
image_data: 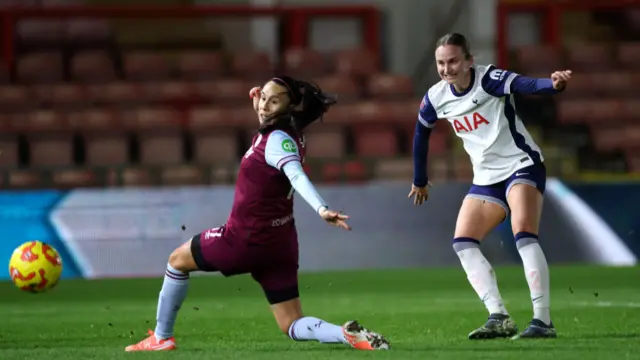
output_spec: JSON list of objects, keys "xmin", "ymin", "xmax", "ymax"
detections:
[{"xmin": 572, "ymin": 301, "xmax": 640, "ymax": 308}]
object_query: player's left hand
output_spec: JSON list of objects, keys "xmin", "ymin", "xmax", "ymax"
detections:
[
  {"xmin": 551, "ymin": 70, "xmax": 572, "ymax": 90},
  {"xmin": 319, "ymin": 207, "xmax": 351, "ymax": 231}
]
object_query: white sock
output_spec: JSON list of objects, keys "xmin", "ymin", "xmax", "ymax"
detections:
[
  {"xmin": 453, "ymin": 239, "xmax": 509, "ymax": 316},
  {"xmin": 288, "ymin": 317, "xmax": 347, "ymax": 344},
  {"xmin": 154, "ymin": 264, "xmax": 190, "ymax": 340},
  {"xmin": 516, "ymin": 233, "xmax": 551, "ymax": 325}
]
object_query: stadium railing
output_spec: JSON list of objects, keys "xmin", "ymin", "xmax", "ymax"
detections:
[{"xmin": 0, "ymin": 4, "xmax": 381, "ymax": 70}]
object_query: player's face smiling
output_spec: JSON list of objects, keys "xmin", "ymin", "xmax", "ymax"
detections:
[
  {"xmin": 258, "ymin": 82, "xmax": 291, "ymax": 123},
  {"xmin": 435, "ymin": 45, "xmax": 473, "ymax": 88}
]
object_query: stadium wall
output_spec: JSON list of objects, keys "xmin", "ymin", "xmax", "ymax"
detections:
[{"xmin": 0, "ymin": 181, "xmax": 637, "ymax": 280}]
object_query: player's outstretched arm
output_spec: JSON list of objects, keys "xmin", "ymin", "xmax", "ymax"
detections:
[
  {"xmin": 282, "ymin": 161, "xmax": 351, "ymax": 230},
  {"xmin": 264, "ymin": 130, "xmax": 350, "ymax": 230},
  {"xmin": 481, "ymin": 66, "xmax": 572, "ymax": 97}
]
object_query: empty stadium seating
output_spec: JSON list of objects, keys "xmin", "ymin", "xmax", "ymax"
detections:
[
  {"xmin": 1, "ymin": 1, "xmax": 638, "ymax": 190},
  {"xmin": 514, "ymin": 41, "xmax": 640, "ymax": 174}
]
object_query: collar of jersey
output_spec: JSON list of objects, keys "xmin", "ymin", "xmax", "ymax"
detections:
[{"xmin": 449, "ymin": 67, "xmax": 476, "ymax": 98}]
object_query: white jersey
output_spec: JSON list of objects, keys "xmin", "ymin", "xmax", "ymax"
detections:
[{"xmin": 418, "ymin": 64, "xmax": 544, "ymax": 185}]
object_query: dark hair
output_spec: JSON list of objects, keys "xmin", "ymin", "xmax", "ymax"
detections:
[
  {"xmin": 436, "ymin": 33, "xmax": 472, "ymax": 60},
  {"xmin": 258, "ymin": 76, "xmax": 337, "ymax": 135}
]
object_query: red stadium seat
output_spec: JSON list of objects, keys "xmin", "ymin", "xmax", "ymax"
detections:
[
  {"xmin": 0, "ymin": 133, "xmax": 19, "ymax": 167},
  {"xmin": 556, "ymin": 99, "xmax": 591, "ymax": 124},
  {"xmin": 66, "ymin": 18, "xmax": 113, "ymax": 43},
  {"xmin": 320, "ymin": 162, "xmax": 343, "ymax": 183},
  {"xmin": 303, "ymin": 125, "xmax": 346, "ymax": 159},
  {"xmin": 130, "ymin": 107, "xmax": 184, "ymax": 165},
  {"xmin": 51, "ymin": 168, "xmax": 101, "ymax": 189},
  {"xmin": 561, "ymin": 73, "xmax": 597, "ymax": 98},
  {"xmin": 177, "ymin": 51, "xmax": 226, "ymax": 80},
  {"xmin": 591, "ymin": 72, "xmax": 634, "ymax": 98},
  {"xmin": 367, "ymin": 73, "xmax": 415, "ymax": 100},
  {"xmin": 138, "ymin": 81, "xmax": 198, "ymax": 106},
  {"xmin": 565, "ymin": 43, "xmax": 614, "ymax": 71},
  {"xmin": 515, "ymin": 45, "xmax": 563, "ymax": 73},
  {"xmin": 590, "ymin": 126, "xmax": 623, "ymax": 152},
  {"xmin": 617, "ymin": 43, "xmax": 640, "ymax": 70},
  {"xmin": 16, "ymin": 19, "xmax": 66, "ymax": 45},
  {"xmin": 188, "ymin": 107, "xmax": 243, "ymax": 164},
  {"xmin": 16, "ymin": 52, "xmax": 64, "ymax": 84},
  {"xmin": 32, "ymin": 83, "xmax": 87, "ymax": 109},
  {"xmin": 71, "ymin": 51, "xmax": 118, "ymax": 83},
  {"xmin": 68, "ymin": 108, "xmax": 129, "ymax": 166},
  {"xmin": 453, "ymin": 155, "xmax": 473, "ymax": 180},
  {"xmin": 86, "ymin": 81, "xmax": 142, "ymax": 106},
  {"xmin": 194, "ymin": 79, "xmax": 252, "ymax": 106},
  {"xmin": 621, "ymin": 100, "xmax": 640, "ymax": 123},
  {"xmin": 399, "ymin": 121, "xmax": 450, "ymax": 156},
  {"xmin": 320, "ymin": 103, "xmax": 353, "ymax": 125},
  {"xmin": 0, "ymin": 85, "xmax": 32, "ymax": 112},
  {"xmin": 160, "ymin": 165, "xmax": 205, "ymax": 186},
  {"xmin": 121, "ymin": 167, "xmax": 155, "ymax": 187},
  {"xmin": 231, "ymin": 51, "xmax": 273, "ymax": 80},
  {"xmin": 124, "ymin": 51, "xmax": 173, "ymax": 81},
  {"xmin": 623, "ymin": 125, "xmax": 640, "ymax": 148},
  {"xmin": 353, "ymin": 125, "xmax": 398, "ymax": 157},
  {"xmin": 333, "ymin": 48, "xmax": 379, "ymax": 76},
  {"xmin": 6, "ymin": 169, "xmax": 44, "ymax": 189},
  {"xmin": 283, "ymin": 48, "xmax": 328, "ymax": 77},
  {"xmin": 343, "ymin": 160, "xmax": 367, "ymax": 182},
  {"xmin": 584, "ymin": 99, "xmax": 622, "ymax": 125},
  {"xmin": 386, "ymin": 99, "xmax": 422, "ymax": 124},
  {"xmin": 311, "ymin": 75, "xmax": 361, "ymax": 103},
  {"xmin": 19, "ymin": 110, "xmax": 74, "ymax": 167},
  {"xmin": 373, "ymin": 158, "xmax": 413, "ymax": 181},
  {"xmin": 429, "ymin": 156, "xmax": 451, "ymax": 182}
]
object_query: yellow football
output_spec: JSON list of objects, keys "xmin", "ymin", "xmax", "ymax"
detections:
[{"xmin": 8, "ymin": 241, "xmax": 63, "ymax": 293}]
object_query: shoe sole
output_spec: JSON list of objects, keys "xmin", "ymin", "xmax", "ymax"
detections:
[{"xmin": 344, "ymin": 320, "xmax": 390, "ymax": 350}]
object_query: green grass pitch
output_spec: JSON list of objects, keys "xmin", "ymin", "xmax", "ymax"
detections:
[{"xmin": 1, "ymin": 265, "xmax": 639, "ymax": 360}]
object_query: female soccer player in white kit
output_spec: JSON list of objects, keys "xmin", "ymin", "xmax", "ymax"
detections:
[{"xmin": 409, "ymin": 33, "xmax": 572, "ymax": 339}]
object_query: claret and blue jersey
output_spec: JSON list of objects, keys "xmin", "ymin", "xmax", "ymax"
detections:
[{"xmin": 413, "ymin": 64, "xmax": 561, "ymax": 186}]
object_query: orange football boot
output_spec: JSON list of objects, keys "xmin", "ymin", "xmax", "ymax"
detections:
[
  {"xmin": 125, "ymin": 329, "xmax": 176, "ymax": 352},
  {"xmin": 342, "ymin": 320, "xmax": 390, "ymax": 350}
]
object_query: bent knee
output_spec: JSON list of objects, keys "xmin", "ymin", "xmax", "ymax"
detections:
[
  {"xmin": 168, "ymin": 241, "xmax": 197, "ymax": 273},
  {"xmin": 510, "ymin": 215, "xmax": 538, "ymax": 234}
]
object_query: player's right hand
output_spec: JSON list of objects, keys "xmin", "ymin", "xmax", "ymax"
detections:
[
  {"xmin": 319, "ymin": 207, "xmax": 351, "ymax": 231},
  {"xmin": 408, "ymin": 183, "xmax": 430, "ymax": 206},
  {"xmin": 550, "ymin": 70, "xmax": 572, "ymax": 90},
  {"xmin": 249, "ymin": 86, "xmax": 261, "ymax": 112}
]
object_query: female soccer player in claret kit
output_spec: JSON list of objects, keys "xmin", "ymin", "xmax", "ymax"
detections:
[
  {"xmin": 408, "ymin": 33, "xmax": 572, "ymax": 340},
  {"xmin": 125, "ymin": 76, "xmax": 390, "ymax": 352}
]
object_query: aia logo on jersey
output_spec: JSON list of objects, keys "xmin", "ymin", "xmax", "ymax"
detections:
[{"xmin": 452, "ymin": 112, "xmax": 490, "ymax": 133}]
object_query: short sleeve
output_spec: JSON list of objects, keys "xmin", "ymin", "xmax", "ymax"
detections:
[
  {"xmin": 418, "ymin": 93, "xmax": 438, "ymax": 128},
  {"xmin": 265, "ymin": 130, "xmax": 301, "ymax": 170},
  {"xmin": 480, "ymin": 65, "xmax": 520, "ymax": 97}
]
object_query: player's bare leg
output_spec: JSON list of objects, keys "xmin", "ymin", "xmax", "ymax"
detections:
[
  {"xmin": 273, "ymin": 298, "xmax": 389, "ymax": 350},
  {"xmin": 454, "ymin": 197, "xmax": 518, "ymax": 339},
  {"xmin": 507, "ymin": 184, "xmax": 556, "ymax": 339},
  {"xmin": 125, "ymin": 240, "xmax": 197, "ymax": 352}
]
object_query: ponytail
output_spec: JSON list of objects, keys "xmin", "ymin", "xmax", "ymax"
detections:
[{"xmin": 258, "ymin": 76, "xmax": 337, "ymax": 134}]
